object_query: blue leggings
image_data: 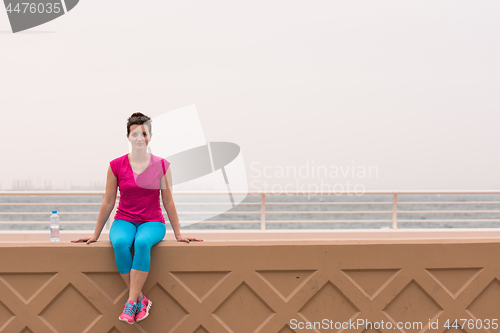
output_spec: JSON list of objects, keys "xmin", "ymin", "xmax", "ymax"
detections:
[{"xmin": 109, "ymin": 219, "xmax": 166, "ymax": 274}]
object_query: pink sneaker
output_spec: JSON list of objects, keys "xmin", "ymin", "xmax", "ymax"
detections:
[
  {"xmin": 119, "ymin": 300, "xmax": 137, "ymax": 324},
  {"xmin": 135, "ymin": 294, "xmax": 152, "ymax": 323}
]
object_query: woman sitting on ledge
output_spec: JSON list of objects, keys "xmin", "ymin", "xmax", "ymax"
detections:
[{"xmin": 71, "ymin": 112, "xmax": 202, "ymax": 325}]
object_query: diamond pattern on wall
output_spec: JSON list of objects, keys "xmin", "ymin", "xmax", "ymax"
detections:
[
  {"xmin": 256, "ymin": 270, "xmax": 316, "ymax": 302},
  {"xmin": 107, "ymin": 327, "xmax": 121, "ymax": 333},
  {"xmin": 171, "ymin": 271, "xmax": 230, "ymax": 302},
  {"xmin": 38, "ymin": 283, "xmax": 101, "ymax": 333},
  {"xmin": 467, "ymin": 278, "xmax": 500, "ymax": 333},
  {"xmin": 214, "ymin": 282, "xmax": 275, "ymax": 333},
  {"xmin": 0, "ymin": 273, "xmax": 57, "ymax": 304},
  {"xmin": 138, "ymin": 282, "xmax": 189, "ymax": 333},
  {"xmin": 279, "ymin": 324, "xmax": 297, "ymax": 333},
  {"xmin": 342, "ymin": 269, "xmax": 400, "ymax": 300},
  {"xmin": 299, "ymin": 281, "xmax": 359, "ymax": 333},
  {"xmin": 83, "ymin": 272, "xmax": 128, "ymax": 304},
  {"xmin": 1, "ymin": 239, "xmax": 500, "ymax": 332},
  {"xmin": 443, "ymin": 328, "xmax": 467, "ymax": 333},
  {"xmin": 20, "ymin": 327, "xmax": 34, "ymax": 333},
  {"xmin": 0, "ymin": 300, "xmax": 15, "ymax": 332},
  {"xmin": 384, "ymin": 280, "xmax": 442, "ymax": 333},
  {"xmin": 426, "ymin": 268, "xmax": 482, "ymax": 299},
  {"xmin": 193, "ymin": 325, "xmax": 209, "ymax": 333}
]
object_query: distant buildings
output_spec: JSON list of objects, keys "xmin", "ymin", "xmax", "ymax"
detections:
[{"xmin": 9, "ymin": 178, "xmax": 105, "ymax": 191}]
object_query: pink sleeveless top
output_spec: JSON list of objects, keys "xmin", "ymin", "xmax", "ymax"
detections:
[{"xmin": 109, "ymin": 153, "xmax": 170, "ymax": 223}]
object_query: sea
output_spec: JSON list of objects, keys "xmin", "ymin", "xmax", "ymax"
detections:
[{"xmin": 1, "ymin": 193, "xmax": 500, "ymax": 231}]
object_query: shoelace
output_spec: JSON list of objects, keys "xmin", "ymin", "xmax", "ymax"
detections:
[
  {"xmin": 123, "ymin": 302, "xmax": 137, "ymax": 316},
  {"xmin": 137, "ymin": 295, "xmax": 146, "ymax": 311}
]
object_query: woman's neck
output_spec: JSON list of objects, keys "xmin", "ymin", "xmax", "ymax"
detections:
[{"xmin": 129, "ymin": 150, "xmax": 150, "ymax": 163}]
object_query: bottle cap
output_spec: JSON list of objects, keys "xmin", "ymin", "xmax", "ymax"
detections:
[{"xmin": 52, "ymin": 210, "xmax": 57, "ymax": 214}]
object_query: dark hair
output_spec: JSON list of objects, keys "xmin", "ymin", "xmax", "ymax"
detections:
[{"xmin": 127, "ymin": 112, "xmax": 152, "ymax": 136}]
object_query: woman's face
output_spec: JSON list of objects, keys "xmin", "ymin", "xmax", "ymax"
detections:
[{"xmin": 127, "ymin": 124, "xmax": 152, "ymax": 149}]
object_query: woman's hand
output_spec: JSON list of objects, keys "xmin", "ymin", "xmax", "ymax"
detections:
[
  {"xmin": 71, "ymin": 235, "xmax": 99, "ymax": 245},
  {"xmin": 175, "ymin": 234, "xmax": 203, "ymax": 243}
]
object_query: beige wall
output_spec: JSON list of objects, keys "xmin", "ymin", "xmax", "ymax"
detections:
[{"xmin": 0, "ymin": 234, "xmax": 499, "ymax": 333}]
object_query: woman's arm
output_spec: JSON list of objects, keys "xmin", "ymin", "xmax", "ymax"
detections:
[
  {"xmin": 94, "ymin": 166, "xmax": 118, "ymax": 237},
  {"xmin": 160, "ymin": 167, "xmax": 202, "ymax": 243},
  {"xmin": 72, "ymin": 166, "xmax": 118, "ymax": 243}
]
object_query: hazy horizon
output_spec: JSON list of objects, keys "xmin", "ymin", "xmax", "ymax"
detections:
[{"xmin": 1, "ymin": 0, "xmax": 499, "ymax": 191}]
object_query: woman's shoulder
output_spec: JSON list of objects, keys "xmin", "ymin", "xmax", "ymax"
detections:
[
  {"xmin": 109, "ymin": 154, "xmax": 128, "ymax": 171},
  {"xmin": 109, "ymin": 154, "xmax": 128, "ymax": 178}
]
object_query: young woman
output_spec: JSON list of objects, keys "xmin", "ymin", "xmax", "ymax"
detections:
[{"xmin": 71, "ymin": 112, "xmax": 202, "ymax": 324}]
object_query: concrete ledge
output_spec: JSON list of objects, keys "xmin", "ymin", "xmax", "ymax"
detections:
[{"xmin": 0, "ymin": 231, "xmax": 499, "ymax": 332}]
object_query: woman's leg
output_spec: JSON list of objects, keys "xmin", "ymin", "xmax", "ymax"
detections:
[
  {"xmin": 129, "ymin": 270, "xmax": 148, "ymax": 301},
  {"xmin": 109, "ymin": 220, "xmax": 137, "ymax": 276},
  {"xmin": 117, "ymin": 272, "xmax": 143, "ymax": 297},
  {"xmin": 128, "ymin": 222, "xmax": 166, "ymax": 301}
]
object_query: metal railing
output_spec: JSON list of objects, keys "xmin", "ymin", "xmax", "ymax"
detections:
[{"xmin": 1, "ymin": 190, "xmax": 500, "ymax": 230}]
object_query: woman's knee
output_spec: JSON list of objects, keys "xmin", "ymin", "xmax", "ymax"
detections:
[
  {"xmin": 112, "ymin": 238, "xmax": 132, "ymax": 251},
  {"xmin": 133, "ymin": 239, "xmax": 152, "ymax": 253}
]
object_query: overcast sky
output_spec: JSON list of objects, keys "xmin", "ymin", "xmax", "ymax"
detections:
[{"xmin": 1, "ymin": 0, "xmax": 499, "ymax": 191}]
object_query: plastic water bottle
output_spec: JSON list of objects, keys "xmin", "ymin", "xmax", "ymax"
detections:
[{"xmin": 50, "ymin": 210, "xmax": 60, "ymax": 242}]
